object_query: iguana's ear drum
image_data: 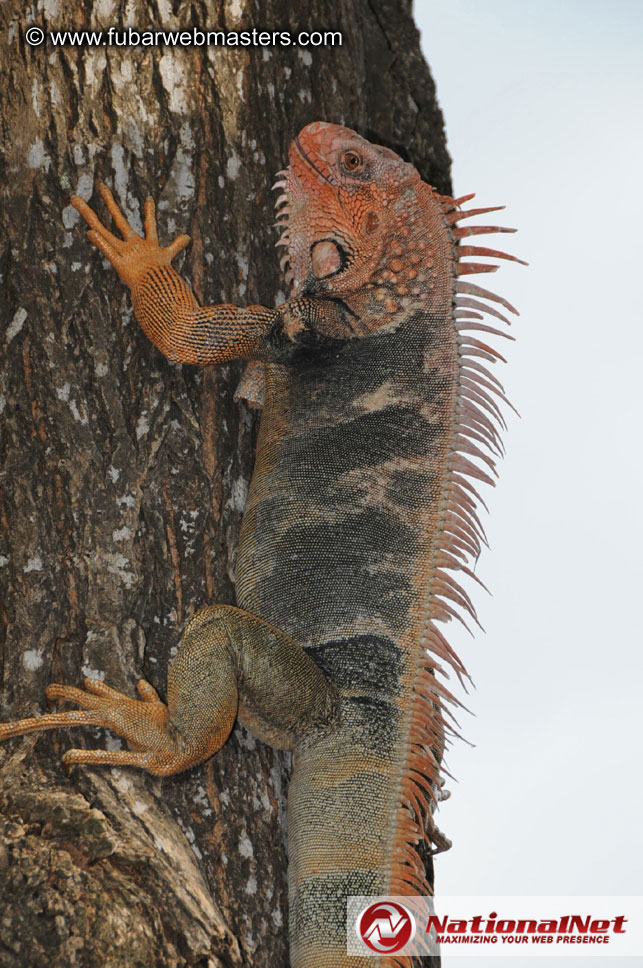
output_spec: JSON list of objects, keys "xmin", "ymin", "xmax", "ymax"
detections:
[{"xmin": 311, "ymin": 239, "xmax": 343, "ymax": 279}]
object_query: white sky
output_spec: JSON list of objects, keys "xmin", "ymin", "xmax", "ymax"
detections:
[{"xmin": 414, "ymin": 1, "xmax": 643, "ymax": 963}]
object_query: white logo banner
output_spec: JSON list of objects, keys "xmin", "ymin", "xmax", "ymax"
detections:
[{"xmin": 347, "ymin": 896, "xmax": 643, "ymax": 957}]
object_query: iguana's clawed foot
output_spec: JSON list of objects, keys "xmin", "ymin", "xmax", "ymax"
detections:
[
  {"xmin": 70, "ymin": 183, "xmax": 190, "ymax": 291},
  {"xmin": 0, "ymin": 678, "xmax": 188, "ymax": 776}
]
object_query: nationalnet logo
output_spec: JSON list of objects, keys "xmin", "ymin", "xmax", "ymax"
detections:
[
  {"xmin": 347, "ymin": 896, "xmax": 643, "ymax": 957},
  {"xmin": 357, "ymin": 901, "xmax": 416, "ymax": 954}
]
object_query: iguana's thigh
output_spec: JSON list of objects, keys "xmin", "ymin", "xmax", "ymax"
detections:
[{"xmin": 168, "ymin": 604, "xmax": 338, "ymax": 751}]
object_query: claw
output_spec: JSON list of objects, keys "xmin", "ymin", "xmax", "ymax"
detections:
[
  {"xmin": 0, "ymin": 707, "xmax": 103, "ymax": 741},
  {"xmin": 97, "ymin": 182, "xmax": 138, "ymax": 239},
  {"xmin": 137, "ymin": 679, "xmax": 162, "ymax": 703},
  {"xmin": 61, "ymin": 748, "xmax": 156, "ymax": 770}
]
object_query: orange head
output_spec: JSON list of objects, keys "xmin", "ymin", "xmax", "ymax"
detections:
[{"xmin": 274, "ymin": 122, "xmax": 422, "ymax": 297}]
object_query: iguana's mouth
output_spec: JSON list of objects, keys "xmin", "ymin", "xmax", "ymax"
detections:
[
  {"xmin": 293, "ymin": 135, "xmax": 330, "ymax": 184},
  {"xmin": 272, "ymin": 130, "xmax": 337, "ymax": 293},
  {"xmin": 271, "ymin": 131, "xmax": 346, "ymax": 294}
]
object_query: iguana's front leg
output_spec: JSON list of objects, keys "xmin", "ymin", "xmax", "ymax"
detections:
[
  {"xmin": 71, "ymin": 185, "xmax": 278, "ymax": 365},
  {"xmin": 73, "ymin": 185, "xmax": 362, "ymax": 367},
  {"xmin": 0, "ymin": 606, "xmax": 338, "ymax": 775}
]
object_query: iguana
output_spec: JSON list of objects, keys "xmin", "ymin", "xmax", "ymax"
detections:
[{"xmin": 0, "ymin": 122, "xmax": 520, "ymax": 966}]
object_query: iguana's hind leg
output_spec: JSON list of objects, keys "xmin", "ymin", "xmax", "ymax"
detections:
[{"xmin": 0, "ymin": 605, "xmax": 338, "ymax": 776}]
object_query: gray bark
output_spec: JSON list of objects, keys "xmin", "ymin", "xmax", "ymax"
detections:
[{"xmin": 0, "ymin": 1, "xmax": 451, "ymax": 964}]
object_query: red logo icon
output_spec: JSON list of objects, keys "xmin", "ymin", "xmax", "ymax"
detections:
[{"xmin": 357, "ymin": 901, "xmax": 416, "ymax": 953}]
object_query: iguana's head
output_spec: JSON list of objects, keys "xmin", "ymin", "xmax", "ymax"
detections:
[{"xmin": 274, "ymin": 122, "xmax": 421, "ymax": 297}]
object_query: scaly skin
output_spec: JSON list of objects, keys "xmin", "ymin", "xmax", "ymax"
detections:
[{"xmin": 0, "ymin": 122, "xmax": 521, "ymax": 967}]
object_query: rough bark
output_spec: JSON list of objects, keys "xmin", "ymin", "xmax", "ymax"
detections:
[{"xmin": 0, "ymin": 0, "xmax": 451, "ymax": 964}]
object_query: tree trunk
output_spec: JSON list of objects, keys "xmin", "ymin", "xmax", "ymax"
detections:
[{"xmin": 0, "ymin": 1, "xmax": 451, "ymax": 964}]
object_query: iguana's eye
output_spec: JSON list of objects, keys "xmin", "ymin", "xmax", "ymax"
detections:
[{"xmin": 341, "ymin": 150, "xmax": 363, "ymax": 172}]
